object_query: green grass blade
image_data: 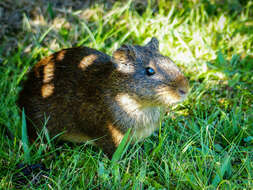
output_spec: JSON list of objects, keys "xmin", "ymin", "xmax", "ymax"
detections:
[
  {"xmin": 21, "ymin": 108, "xmax": 30, "ymax": 164},
  {"xmin": 47, "ymin": 2, "xmax": 55, "ymax": 20},
  {"xmin": 39, "ymin": 25, "xmax": 54, "ymax": 44},
  {"xmin": 111, "ymin": 128, "xmax": 131, "ymax": 163},
  {"xmin": 81, "ymin": 21, "xmax": 97, "ymax": 49}
]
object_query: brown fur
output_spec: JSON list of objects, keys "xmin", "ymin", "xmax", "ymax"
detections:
[{"xmin": 18, "ymin": 37, "xmax": 189, "ymax": 157}]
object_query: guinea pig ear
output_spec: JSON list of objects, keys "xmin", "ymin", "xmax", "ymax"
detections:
[
  {"xmin": 112, "ymin": 44, "xmax": 136, "ymax": 63},
  {"xmin": 145, "ymin": 37, "xmax": 159, "ymax": 51}
]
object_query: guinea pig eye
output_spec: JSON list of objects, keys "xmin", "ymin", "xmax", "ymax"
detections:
[{"xmin": 145, "ymin": 67, "xmax": 155, "ymax": 76}]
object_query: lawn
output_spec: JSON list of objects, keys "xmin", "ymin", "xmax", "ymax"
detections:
[{"xmin": 0, "ymin": 0, "xmax": 252, "ymax": 189}]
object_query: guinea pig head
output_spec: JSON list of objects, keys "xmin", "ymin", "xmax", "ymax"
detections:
[{"xmin": 112, "ymin": 37, "xmax": 189, "ymax": 108}]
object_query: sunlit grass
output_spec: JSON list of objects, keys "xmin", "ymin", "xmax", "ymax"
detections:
[{"xmin": 0, "ymin": 0, "xmax": 252, "ymax": 189}]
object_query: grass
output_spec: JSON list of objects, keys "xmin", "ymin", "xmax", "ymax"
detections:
[{"xmin": 0, "ymin": 0, "xmax": 252, "ymax": 189}]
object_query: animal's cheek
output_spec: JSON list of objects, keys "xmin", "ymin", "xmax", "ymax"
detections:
[{"xmin": 155, "ymin": 86, "xmax": 184, "ymax": 105}]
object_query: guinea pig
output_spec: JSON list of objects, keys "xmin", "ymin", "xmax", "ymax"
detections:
[{"xmin": 18, "ymin": 37, "xmax": 189, "ymax": 157}]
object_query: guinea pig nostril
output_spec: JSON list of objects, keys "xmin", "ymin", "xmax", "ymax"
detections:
[{"xmin": 178, "ymin": 89, "xmax": 186, "ymax": 95}]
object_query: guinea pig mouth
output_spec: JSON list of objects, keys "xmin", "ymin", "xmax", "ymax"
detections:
[
  {"xmin": 165, "ymin": 95, "xmax": 184, "ymax": 105},
  {"xmin": 155, "ymin": 87, "xmax": 188, "ymax": 106}
]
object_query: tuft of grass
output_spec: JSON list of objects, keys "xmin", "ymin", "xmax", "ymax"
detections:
[{"xmin": 0, "ymin": 0, "xmax": 252, "ymax": 189}]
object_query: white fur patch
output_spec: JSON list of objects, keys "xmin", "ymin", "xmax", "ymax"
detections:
[
  {"xmin": 111, "ymin": 93, "xmax": 163, "ymax": 141},
  {"xmin": 116, "ymin": 62, "xmax": 135, "ymax": 74}
]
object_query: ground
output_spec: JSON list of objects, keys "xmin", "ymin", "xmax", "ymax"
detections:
[{"xmin": 0, "ymin": 0, "xmax": 252, "ymax": 189}]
